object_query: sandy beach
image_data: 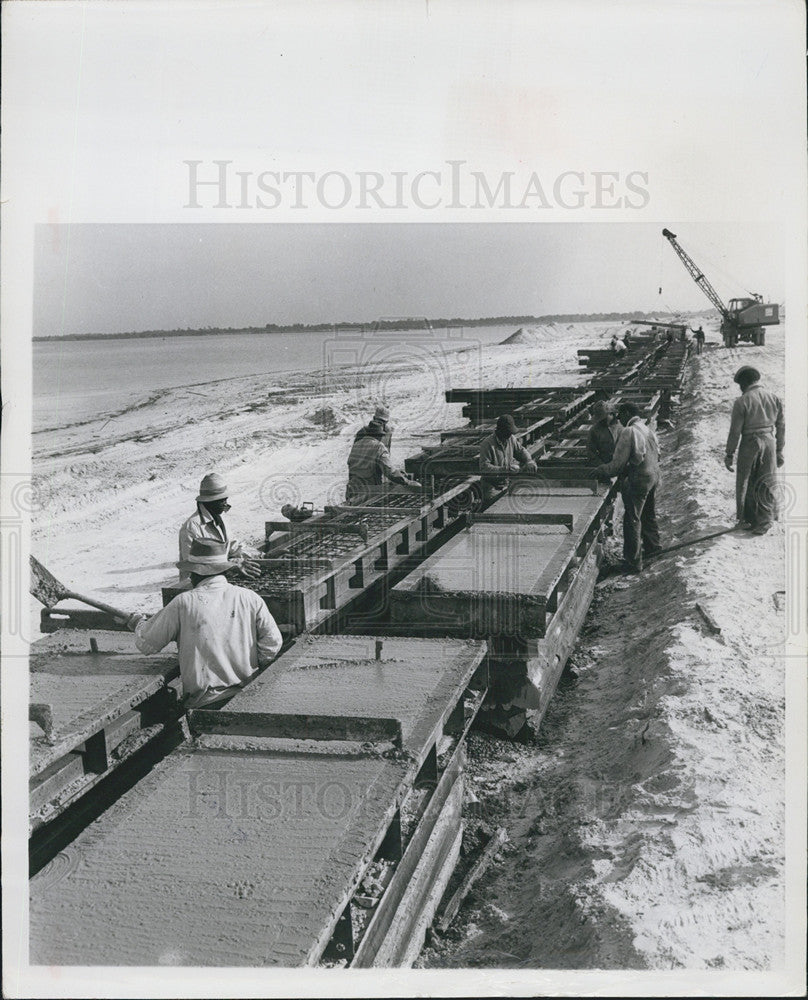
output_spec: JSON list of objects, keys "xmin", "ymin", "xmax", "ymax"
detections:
[
  {"xmin": 31, "ymin": 322, "xmax": 598, "ymax": 627},
  {"xmin": 31, "ymin": 318, "xmax": 787, "ymax": 969}
]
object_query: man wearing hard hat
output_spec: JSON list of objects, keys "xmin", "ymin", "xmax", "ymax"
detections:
[{"xmin": 725, "ymin": 366, "xmax": 785, "ymax": 535}]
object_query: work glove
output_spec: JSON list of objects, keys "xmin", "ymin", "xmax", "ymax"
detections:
[
  {"xmin": 724, "ymin": 455, "xmax": 734, "ymax": 472},
  {"xmin": 125, "ymin": 613, "xmax": 146, "ymax": 632},
  {"xmin": 776, "ymin": 453, "xmax": 784, "ymax": 468}
]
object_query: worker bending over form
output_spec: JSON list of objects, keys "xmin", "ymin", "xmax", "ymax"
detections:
[
  {"xmin": 594, "ymin": 402, "xmax": 661, "ymax": 574},
  {"xmin": 346, "ymin": 418, "xmax": 419, "ymax": 503},
  {"xmin": 479, "ymin": 414, "xmax": 538, "ymax": 501}
]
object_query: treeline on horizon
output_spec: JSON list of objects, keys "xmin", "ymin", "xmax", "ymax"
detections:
[{"xmin": 34, "ymin": 309, "xmax": 716, "ymax": 342}]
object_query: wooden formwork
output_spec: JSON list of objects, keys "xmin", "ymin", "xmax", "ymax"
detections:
[
  {"xmin": 30, "ymin": 636, "xmax": 488, "ymax": 969},
  {"xmin": 160, "ymin": 482, "xmax": 473, "ymax": 634},
  {"xmin": 453, "ymin": 387, "xmax": 593, "ymax": 425},
  {"xmin": 388, "ymin": 483, "xmax": 612, "ymax": 642},
  {"xmin": 388, "ymin": 481, "xmax": 613, "ymax": 738},
  {"xmin": 29, "ymin": 630, "xmax": 182, "ymax": 833}
]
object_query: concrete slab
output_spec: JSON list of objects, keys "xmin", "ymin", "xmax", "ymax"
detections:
[
  {"xmin": 30, "ymin": 635, "xmax": 487, "ymax": 966},
  {"xmin": 486, "ymin": 489, "xmax": 605, "ymax": 525},
  {"xmin": 30, "ymin": 631, "xmax": 178, "ymax": 777},
  {"xmin": 390, "ymin": 484, "xmax": 611, "ymax": 640},
  {"xmin": 194, "ymin": 636, "xmax": 487, "ymax": 756},
  {"xmin": 30, "ymin": 747, "xmax": 409, "ymax": 966},
  {"xmin": 393, "ymin": 527, "xmax": 568, "ymax": 597}
]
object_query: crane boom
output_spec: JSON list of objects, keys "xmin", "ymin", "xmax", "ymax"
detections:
[
  {"xmin": 660, "ymin": 227, "xmax": 779, "ymax": 347},
  {"xmin": 661, "ymin": 228, "xmax": 728, "ymax": 318}
]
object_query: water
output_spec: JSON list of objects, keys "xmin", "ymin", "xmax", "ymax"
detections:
[{"xmin": 33, "ymin": 324, "xmax": 518, "ymax": 431}]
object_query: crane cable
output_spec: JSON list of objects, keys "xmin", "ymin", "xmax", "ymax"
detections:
[
  {"xmin": 677, "ymin": 233, "xmax": 759, "ymax": 300},
  {"xmin": 657, "ymin": 243, "xmax": 686, "ymax": 316}
]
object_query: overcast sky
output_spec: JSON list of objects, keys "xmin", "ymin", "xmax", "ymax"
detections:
[{"xmin": 34, "ymin": 221, "xmax": 784, "ymax": 336}]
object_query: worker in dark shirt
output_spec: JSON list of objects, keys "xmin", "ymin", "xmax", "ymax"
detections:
[
  {"xmin": 595, "ymin": 402, "xmax": 661, "ymax": 573},
  {"xmin": 479, "ymin": 414, "xmax": 537, "ymax": 500},
  {"xmin": 586, "ymin": 400, "xmax": 622, "ymax": 465},
  {"xmin": 354, "ymin": 405, "xmax": 393, "ymax": 451}
]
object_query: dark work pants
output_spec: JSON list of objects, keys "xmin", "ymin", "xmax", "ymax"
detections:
[
  {"xmin": 736, "ymin": 433, "xmax": 777, "ymax": 529},
  {"xmin": 621, "ymin": 476, "xmax": 661, "ymax": 570}
]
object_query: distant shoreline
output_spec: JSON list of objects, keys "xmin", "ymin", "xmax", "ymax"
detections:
[{"xmin": 33, "ymin": 310, "xmax": 714, "ymax": 342}]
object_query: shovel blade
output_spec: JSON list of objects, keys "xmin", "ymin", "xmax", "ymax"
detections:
[{"xmin": 29, "ymin": 555, "xmax": 69, "ymax": 608}]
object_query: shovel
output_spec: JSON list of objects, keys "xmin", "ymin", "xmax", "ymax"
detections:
[{"xmin": 30, "ymin": 555, "xmax": 132, "ymax": 624}]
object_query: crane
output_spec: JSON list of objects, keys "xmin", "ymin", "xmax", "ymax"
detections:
[{"xmin": 661, "ymin": 228, "xmax": 780, "ymax": 347}]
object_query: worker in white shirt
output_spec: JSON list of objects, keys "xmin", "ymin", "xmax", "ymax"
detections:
[
  {"xmin": 178, "ymin": 473, "xmax": 259, "ymax": 581},
  {"xmin": 610, "ymin": 334, "xmax": 627, "ymax": 356},
  {"xmin": 128, "ymin": 538, "xmax": 283, "ymax": 709}
]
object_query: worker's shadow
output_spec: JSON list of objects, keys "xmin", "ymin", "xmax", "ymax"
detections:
[{"xmin": 105, "ymin": 562, "xmax": 176, "ymax": 574}]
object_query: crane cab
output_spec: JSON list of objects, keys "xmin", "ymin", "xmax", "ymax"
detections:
[{"xmin": 727, "ymin": 297, "xmax": 780, "ymax": 328}]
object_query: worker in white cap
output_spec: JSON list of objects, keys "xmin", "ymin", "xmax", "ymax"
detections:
[
  {"xmin": 354, "ymin": 404, "xmax": 393, "ymax": 451},
  {"xmin": 178, "ymin": 473, "xmax": 259, "ymax": 581},
  {"xmin": 129, "ymin": 539, "xmax": 282, "ymax": 709},
  {"xmin": 346, "ymin": 419, "xmax": 419, "ymax": 503}
]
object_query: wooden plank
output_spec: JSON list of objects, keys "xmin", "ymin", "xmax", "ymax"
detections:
[
  {"xmin": 370, "ymin": 779, "xmax": 464, "ymax": 967},
  {"xmin": 29, "ymin": 753, "xmax": 86, "ymax": 813},
  {"xmin": 189, "ymin": 709, "xmax": 403, "ymax": 745},
  {"xmin": 435, "ymin": 826, "xmax": 509, "ymax": 933},
  {"xmin": 351, "ymin": 752, "xmax": 463, "ymax": 966},
  {"xmin": 39, "ymin": 608, "xmax": 130, "ymax": 633},
  {"xmin": 696, "ymin": 602, "xmax": 722, "ymax": 635},
  {"xmin": 470, "ymin": 512, "xmax": 574, "ymax": 530}
]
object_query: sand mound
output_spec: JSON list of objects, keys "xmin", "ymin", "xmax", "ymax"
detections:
[{"xmin": 500, "ymin": 325, "xmax": 559, "ymax": 346}]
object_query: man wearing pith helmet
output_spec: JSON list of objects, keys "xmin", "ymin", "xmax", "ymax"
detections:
[
  {"xmin": 129, "ymin": 538, "xmax": 282, "ymax": 709},
  {"xmin": 178, "ymin": 472, "xmax": 259, "ymax": 581},
  {"xmin": 725, "ymin": 366, "xmax": 785, "ymax": 535}
]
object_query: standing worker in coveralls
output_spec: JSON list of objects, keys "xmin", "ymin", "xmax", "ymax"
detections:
[
  {"xmin": 725, "ymin": 366, "xmax": 784, "ymax": 535},
  {"xmin": 594, "ymin": 401, "xmax": 661, "ymax": 573}
]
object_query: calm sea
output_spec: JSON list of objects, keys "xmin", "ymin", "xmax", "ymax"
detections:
[{"xmin": 33, "ymin": 324, "xmax": 517, "ymax": 431}]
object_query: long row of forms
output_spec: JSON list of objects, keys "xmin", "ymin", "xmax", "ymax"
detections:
[{"xmin": 29, "ymin": 329, "xmax": 692, "ymax": 967}]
